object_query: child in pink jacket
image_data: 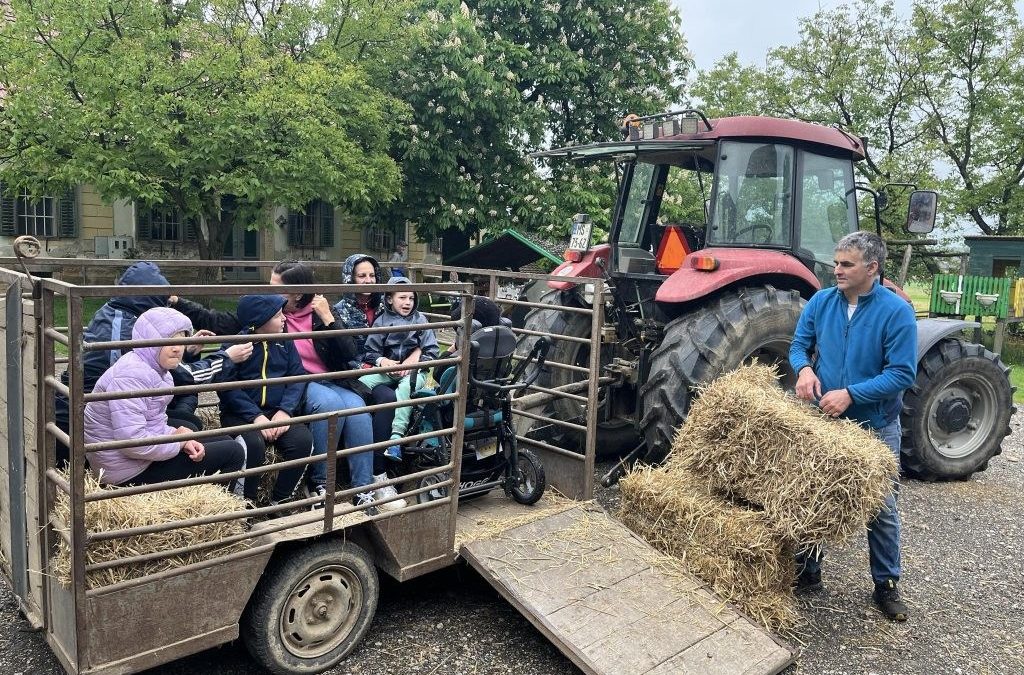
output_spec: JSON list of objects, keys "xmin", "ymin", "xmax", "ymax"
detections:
[{"xmin": 84, "ymin": 307, "xmax": 244, "ymax": 486}]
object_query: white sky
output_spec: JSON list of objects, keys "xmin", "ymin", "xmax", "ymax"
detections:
[{"xmin": 673, "ymin": 0, "xmax": 912, "ymax": 71}]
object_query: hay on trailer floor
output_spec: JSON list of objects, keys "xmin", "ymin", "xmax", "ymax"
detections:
[
  {"xmin": 668, "ymin": 364, "xmax": 899, "ymax": 548},
  {"xmin": 619, "ymin": 465, "xmax": 798, "ymax": 630},
  {"xmin": 51, "ymin": 471, "xmax": 250, "ymax": 590}
]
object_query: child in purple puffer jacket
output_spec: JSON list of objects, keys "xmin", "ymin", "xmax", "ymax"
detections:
[{"xmin": 84, "ymin": 307, "xmax": 244, "ymax": 487}]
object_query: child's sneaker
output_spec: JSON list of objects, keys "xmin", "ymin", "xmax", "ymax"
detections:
[
  {"xmin": 384, "ymin": 444, "xmax": 403, "ymax": 461},
  {"xmin": 354, "ymin": 491, "xmax": 378, "ymax": 516},
  {"xmin": 309, "ymin": 484, "xmax": 328, "ymax": 511},
  {"xmin": 372, "ymin": 473, "xmax": 407, "ymax": 511}
]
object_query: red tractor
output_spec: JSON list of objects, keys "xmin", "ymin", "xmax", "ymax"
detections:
[{"xmin": 521, "ymin": 111, "xmax": 1014, "ymax": 482}]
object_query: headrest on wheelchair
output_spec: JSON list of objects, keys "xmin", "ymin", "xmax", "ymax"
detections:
[{"xmin": 471, "ymin": 324, "xmax": 517, "ymax": 361}]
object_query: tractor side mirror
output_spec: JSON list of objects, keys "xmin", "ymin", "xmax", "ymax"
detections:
[{"xmin": 906, "ymin": 190, "xmax": 938, "ymax": 234}]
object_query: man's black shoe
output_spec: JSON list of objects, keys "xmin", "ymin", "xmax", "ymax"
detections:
[
  {"xmin": 873, "ymin": 579, "xmax": 908, "ymax": 621},
  {"xmin": 795, "ymin": 568, "xmax": 823, "ymax": 592}
]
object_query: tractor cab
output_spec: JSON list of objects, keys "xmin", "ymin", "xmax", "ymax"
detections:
[{"xmin": 538, "ymin": 112, "xmax": 868, "ymax": 292}]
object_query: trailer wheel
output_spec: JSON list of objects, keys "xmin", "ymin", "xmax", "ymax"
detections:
[
  {"xmin": 506, "ymin": 448, "xmax": 546, "ymax": 505},
  {"xmin": 639, "ymin": 285, "xmax": 804, "ymax": 464},
  {"xmin": 517, "ymin": 290, "xmax": 638, "ymax": 457},
  {"xmin": 242, "ymin": 540, "xmax": 378, "ymax": 674},
  {"xmin": 900, "ymin": 338, "xmax": 1014, "ymax": 480}
]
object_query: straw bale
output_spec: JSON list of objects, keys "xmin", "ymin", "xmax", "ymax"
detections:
[
  {"xmin": 52, "ymin": 471, "xmax": 250, "ymax": 589},
  {"xmin": 619, "ymin": 466, "xmax": 798, "ymax": 630},
  {"xmin": 195, "ymin": 406, "xmax": 221, "ymax": 430},
  {"xmin": 668, "ymin": 364, "xmax": 899, "ymax": 547}
]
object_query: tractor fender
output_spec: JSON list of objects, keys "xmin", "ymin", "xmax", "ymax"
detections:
[
  {"xmin": 655, "ymin": 248, "xmax": 820, "ymax": 303},
  {"xmin": 546, "ymin": 244, "xmax": 611, "ymax": 290},
  {"xmin": 916, "ymin": 317, "xmax": 980, "ymax": 358}
]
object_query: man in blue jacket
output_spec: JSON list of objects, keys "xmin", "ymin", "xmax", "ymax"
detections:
[{"xmin": 789, "ymin": 231, "xmax": 916, "ymax": 622}]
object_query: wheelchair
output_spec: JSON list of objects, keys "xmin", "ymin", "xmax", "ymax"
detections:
[{"xmin": 399, "ymin": 318, "xmax": 550, "ymax": 505}]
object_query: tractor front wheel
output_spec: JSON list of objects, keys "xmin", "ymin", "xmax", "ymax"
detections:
[{"xmin": 639, "ymin": 285, "xmax": 805, "ymax": 464}]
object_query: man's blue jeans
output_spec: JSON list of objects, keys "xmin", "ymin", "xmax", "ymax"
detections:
[
  {"xmin": 799, "ymin": 418, "xmax": 902, "ymax": 584},
  {"xmin": 304, "ymin": 381, "xmax": 374, "ymax": 490}
]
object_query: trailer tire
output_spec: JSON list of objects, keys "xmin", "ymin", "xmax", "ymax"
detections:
[
  {"xmin": 900, "ymin": 338, "xmax": 1014, "ymax": 480},
  {"xmin": 517, "ymin": 290, "xmax": 638, "ymax": 457},
  {"xmin": 639, "ymin": 285, "xmax": 804, "ymax": 464},
  {"xmin": 242, "ymin": 540, "xmax": 379, "ymax": 674}
]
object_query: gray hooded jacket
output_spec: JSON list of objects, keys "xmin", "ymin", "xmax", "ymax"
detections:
[{"xmin": 361, "ymin": 277, "xmax": 440, "ymax": 366}]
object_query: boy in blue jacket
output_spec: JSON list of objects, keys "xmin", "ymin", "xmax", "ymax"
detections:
[
  {"xmin": 218, "ymin": 295, "xmax": 315, "ymax": 506},
  {"xmin": 789, "ymin": 231, "xmax": 916, "ymax": 621}
]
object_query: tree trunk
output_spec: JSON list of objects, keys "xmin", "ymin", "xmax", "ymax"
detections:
[{"xmin": 195, "ymin": 211, "xmax": 234, "ymax": 285}]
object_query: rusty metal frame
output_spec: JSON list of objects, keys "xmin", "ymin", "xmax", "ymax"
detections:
[
  {"xmin": 411, "ymin": 263, "xmax": 605, "ymax": 501},
  {"xmin": 1, "ymin": 258, "xmax": 604, "ymax": 674}
]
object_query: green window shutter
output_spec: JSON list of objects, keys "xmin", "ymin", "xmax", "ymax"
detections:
[
  {"xmin": 0, "ymin": 182, "xmax": 15, "ymax": 236},
  {"xmin": 287, "ymin": 211, "xmax": 300, "ymax": 247},
  {"xmin": 184, "ymin": 215, "xmax": 198, "ymax": 242},
  {"xmin": 319, "ymin": 202, "xmax": 334, "ymax": 248},
  {"xmin": 58, "ymin": 188, "xmax": 78, "ymax": 238},
  {"xmin": 136, "ymin": 206, "xmax": 151, "ymax": 240}
]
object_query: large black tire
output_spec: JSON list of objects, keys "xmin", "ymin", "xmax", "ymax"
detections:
[
  {"xmin": 639, "ymin": 286, "xmax": 805, "ymax": 463},
  {"xmin": 242, "ymin": 540, "xmax": 379, "ymax": 674},
  {"xmin": 900, "ymin": 338, "xmax": 1015, "ymax": 480},
  {"xmin": 516, "ymin": 290, "xmax": 640, "ymax": 457}
]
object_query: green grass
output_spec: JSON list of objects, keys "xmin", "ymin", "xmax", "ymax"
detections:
[{"xmin": 903, "ymin": 282, "xmax": 932, "ymax": 314}]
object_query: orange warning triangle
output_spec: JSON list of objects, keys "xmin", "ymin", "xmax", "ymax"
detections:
[{"xmin": 656, "ymin": 225, "xmax": 691, "ymax": 274}]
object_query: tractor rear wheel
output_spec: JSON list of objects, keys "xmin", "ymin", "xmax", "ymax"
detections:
[
  {"xmin": 639, "ymin": 285, "xmax": 805, "ymax": 463},
  {"xmin": 900, "ymin": 338, "xmax": 1014, "ymax": 480},
  {"xmin": 516, "ymin": 290, "xmax": 639, "ymax": 457}
]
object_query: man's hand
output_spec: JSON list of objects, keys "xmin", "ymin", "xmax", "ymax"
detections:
[
  {"xmin": 795, "ymin": 367, "xmax": 822, "ymax": 401},
  {"xmin": 226, "ymin": 341, "xmax": 254, "ymax": 363},
  {"xmin": 187, "ymin": 329, "xmax": 215, "ymax": 356},
  {"xmin": 819, "ymin": 389, "xmax": 853, "ymax": 417},
  {"xmin": 182, "ymin": 439, "xmax": 205, "ymax": 462}
]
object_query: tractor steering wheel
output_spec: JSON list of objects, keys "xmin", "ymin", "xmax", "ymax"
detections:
[{"xmin": 732, "ymin": 223, "xmax": 773, "ymax": 243}]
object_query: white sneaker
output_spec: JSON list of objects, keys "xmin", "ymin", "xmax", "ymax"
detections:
[
  {"xmin": 354, "ymin": 491, "xmax": 378, "ymax": 516},
  {"xmin": 372, "ymin": 474, "xmax": 407, "ymax": 511},
  {"xmin": 309, "ymin": 484, "xmax": 327, "ymax": 511}
]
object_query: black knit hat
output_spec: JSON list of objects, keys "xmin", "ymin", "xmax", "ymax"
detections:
[{"xmin": 237, "ymin": 295, "xmax": 286, "ymax": 331}]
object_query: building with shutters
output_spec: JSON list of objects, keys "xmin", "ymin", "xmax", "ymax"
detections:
[{"xmin": 0, "ymin": 183, "xmax": 441, "ymax": 277}]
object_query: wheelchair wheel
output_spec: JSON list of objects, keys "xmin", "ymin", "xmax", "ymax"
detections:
[
  {"xmin": 506, "ymin": 448, "xmax": 545, "ymax": 505},
  {"xmin": 415, "ymin": 472, "xmax": 450, "ymax": 504}
]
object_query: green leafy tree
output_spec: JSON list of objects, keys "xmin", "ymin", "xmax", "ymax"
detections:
[
  {"xmin": 0, "ymin": 0, "xmax": 405, "ymax": 264},
  {"xmin": 689, "ymin": 52, "xmax": 780, "ymax": 118},
  {"xmin": 911, "ymin": 0, "xmax": 1024, "ymax": 235},
  {"xmin": 371, "ymin": 0, "xmax": 691, "ymax": 243}
]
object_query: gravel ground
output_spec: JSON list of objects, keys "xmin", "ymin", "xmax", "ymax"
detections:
[{"xmin": 3, "ymin": 416, "xmax": 1024, "ymax": 675}]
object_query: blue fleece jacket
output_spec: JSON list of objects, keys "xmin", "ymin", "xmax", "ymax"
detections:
[{"xmin": 789, "ymin": 281, "xmax": 917, "ymax": 429}]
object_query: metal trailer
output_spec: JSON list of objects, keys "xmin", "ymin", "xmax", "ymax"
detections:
[{"xmin": 0, "ymin": 255, "xmax": 794, "ymax": 675}]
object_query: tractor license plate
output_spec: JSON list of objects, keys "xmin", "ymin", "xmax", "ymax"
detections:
[
  {"xmin": 475, "ymin": 440, "xmax": 498, "ymax": 460},
  {"xmin": 567, "ymin": 219, "xmax": 592, "ymax": 252}
]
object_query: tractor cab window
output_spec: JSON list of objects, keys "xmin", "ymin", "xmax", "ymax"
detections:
[
  {"xmin": 618, "ymin": 162, "xmax": 658, "ymax": 246},
  {"xmin": 796, "ymin": 151, "xmax": 857, "ymax": 285},
  {"xmin": 709, "ymin": 142, "xmax": 793, "ymax": 248}
]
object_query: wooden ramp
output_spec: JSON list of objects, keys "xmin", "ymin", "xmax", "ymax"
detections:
[{"xmin": 459, "ymin": 502, "xmax": 796, "ymax": 675}]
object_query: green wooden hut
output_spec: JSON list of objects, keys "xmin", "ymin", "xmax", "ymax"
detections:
[{"xmin": 963, "ymin": 235, "xmax": 1024, "ymax": 277}]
